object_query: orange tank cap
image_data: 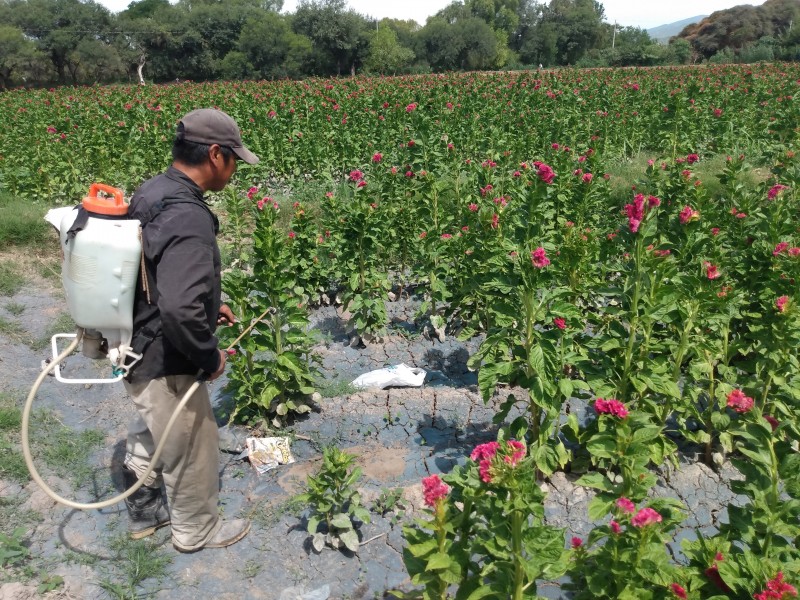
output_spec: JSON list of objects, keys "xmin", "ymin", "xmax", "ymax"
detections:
[{"xmin": 82, "ymin": 183, "xmax": 128, "ymax": 216}]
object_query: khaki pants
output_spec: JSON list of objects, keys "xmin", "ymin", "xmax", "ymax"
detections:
[{"xmin": 123, "ymin": 374, "xmax": 221, "ymax": 551}]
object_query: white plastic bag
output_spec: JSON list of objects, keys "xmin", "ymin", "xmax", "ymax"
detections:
[{"xmin": 352, "ymin": 363, "xmax": 426, "ymax": 389}]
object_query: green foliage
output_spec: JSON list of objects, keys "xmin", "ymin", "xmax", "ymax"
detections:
[
  {"xmin": 394, "ymin": 431, "xmax": 568, "ymax": 599},
  {"xmin": 221, "ymin": 192, "xmax": 320, "ymax": 428},
  {"xmin": 0, "ymin": 263, "xmax": 25, "ymax": 297},
  {"xmin": 0, "ymin": 526, "xmax": 29, "ymax": 568},
  {"xmin": 297, "ymin": 446, "xmax": 369, "ymax": 553},
  {"xmin": 98, "ymin": 534, "xmax": 172, "ymax": 600}
]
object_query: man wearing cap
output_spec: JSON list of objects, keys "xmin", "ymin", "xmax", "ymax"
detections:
[{"xmin": 121, "ymin": 108, "xmax": 258, "ymax": 552}]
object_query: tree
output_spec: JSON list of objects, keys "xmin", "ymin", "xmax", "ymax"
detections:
[
  {"xmin": 364, "ymin": 23, "xmax": 414, "ymax": 74},
  {"xmin": 0, "ymin": 25, "xmax": 44, "ymax": 87},
  {"xmin": 238, "ymin": 11, "xmax": 313, "ymax": 79},
  {"xmin": 11, "ymin": 0, "xmax": 115, "ymax": 84},
  {"xmin": 292, "ymin": 0, "xmax": 372, "ymax": 75}
]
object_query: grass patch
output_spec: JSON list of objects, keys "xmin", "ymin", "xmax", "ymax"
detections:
[
  {"xmin": 315, "ymin": 377, "xmax": 357, "ymax": 399},
  {"xmin": 0, "ymin": 391, "xmax": 105, "ymax": 487},
  {"xmin": 97, "ymin": 534, "xmax": 172, "ymax": 600},
  {"xmin": 0, "ymin": 193, "xmax": 51, "ymax": 248},
  {"xmin": 4, "ymin": 301, "xmax": 24, "ymax": 316},
  {"xmin": 0, "ymin": 263, "xmax": 25, "ymax": 297},
  {"xmin": 245, "ymin": 493, "xmax": 307, "ymax": 530}
]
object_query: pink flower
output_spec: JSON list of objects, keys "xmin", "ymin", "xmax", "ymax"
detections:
[
  {"xmin": 356, "ymin": 180, "xmax": 367, "ymax": 188},
  {"xmin": 727, "ymin": 389, "xmax": 754, "ymax": 413},
  {"xmin": 616, "ymin": 497, "xmax": 636, "ymax": 514},
  {"xmin": 711, "ymin": 227, "xmax": 721, "ymax": 236},
  {"xmin": 595, "ymin": 398, "xmax": 629, "ymax": 418},
  {"xmin": 288, "ymin": 231, "xmax": 296, "ymax": 239},
  {"xmin": 46, "ymin": 126, "xmax": 57, "ymax": 134},
  {"xmin": 776, "ymin": 295, "xmax": 790, "ymax": 313},
  {"xmin": 406, "ymin": 103, "xmax": 417, "ymax": 113},
  {"xmin": 422, "ymin": 474, "xmax": 450, "ymax": 507},
  {"xmin": 624, "ymin": 194, "xmax": 645, "ymax": 233},
  {"xmin": 648, "ymin": 195, "xmax": 661, "ymax": 207},
  {"xmin": 679, "ymin": 205, "xmax": 699, "ymax": 224},
  {"xmin": 774, "ymin": 242, "xmax": 789, "ymax": 256},
  {"xmin": 504, "ymin": 440, "xmax": 526, "ymax": 466},
  {"xmin": 531, "ymin": 247, "xmax": 550, "ymax": 268},
  {"xmin": 408, "ymin": 139, "xmax": 415, "ymax": 147},
  {"xmin": 553, "ymin": 317, "xmax": 566, "ymax": 330},
  {"xmin": 247, "ymin": 186, "xmax": 258, "ymax": 200},
  {"xmin": 405, "ymin": 170, "xmax": 414, "ymax": 178},
  {"xmin": 768, "ymin": 184, "xmax": 789, "ymax": 200},
  {"xmin": 226, "ymin": 348, "xmax": 237, "ymax": 356},
  {"xmin": 670, "ymin": 583, "xmax": 687, "ymax": 599},
  {"xmin": 790, "ymin": 248, "xmax": 800, "ymax": 256},
  {"xmin": 372, "ymin": 152, "xmax": 382, "ymax": 163},
  {"xmin": 571, "ymin": 537, "xmax": 583, "ymax": 549},
  {"xmin": 441, "ymin": 233, "xmax": 453, "ymax": 240},
  {"xmin": 468, "ymin": 203, "xmax": 479, "ymax": 212},
  {"xmin": 470, "ymin": 441, "xmax": 500, "ymax": 462},
  {"xmin": 419, "ymin": 232, "xmax": 427, "ymax": 239},
  {"xmin": 631, "ymin": 507, "xmax": 662, "ymax": 527},
  {"xmin": 582, "ymin": 173, "xmax": 593, "ymax": 183},
  {"xmin": 491, "ymin": 213, "xmax": 499, "ymax": 229},
  {"xmin": 686, "ymin": 153, "xmax": 700, "ymax": 164},
  {"xmin": 754, "ymin": 572, "xmax": 797, "ymax": 600},
  {"xmin": 349, "ymin": 169, "xmax": 363, "ymax": 182},
  {"xmin": 610, "ymin": 520, "xmax": 622, "ymax": 534},
  {"xmin": 535, "ymin": 162, "xmax": 556, "ymax": 184},
  {"xmin": 257, "ymin": 199, "xmax": 266, "ymax": 210},
  {"xmin": 705, "ymin": 262, "xmax": 721, "ymax": 280}
]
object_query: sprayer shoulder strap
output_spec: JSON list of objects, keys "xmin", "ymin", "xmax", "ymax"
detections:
[{"xmin": 136, "ymin": 197, "xmax": 206, "ymax": 228}]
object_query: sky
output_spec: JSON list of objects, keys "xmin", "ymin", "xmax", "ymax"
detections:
[{"xmin": 94, "ymin": 0, "xmax": 768, "ymax": 30}]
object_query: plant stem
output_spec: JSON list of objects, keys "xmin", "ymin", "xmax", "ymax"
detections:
[
  {"xmin": 512, "ymin": 508, "xmax": 524, "ymax": 600},
  {"xmin": 620, "ymin": 236, "xmax": 644, "ymax": 401}
]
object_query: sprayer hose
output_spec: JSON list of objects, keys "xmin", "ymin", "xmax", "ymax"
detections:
[{"xmin": 21, "ymin": 328, "xmax": 202, "ymax": 510}]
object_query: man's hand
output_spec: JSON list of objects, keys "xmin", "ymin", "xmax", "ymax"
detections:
[
  {"xmin": 217, "ymin": 304, "xmax": 236, "ymax": 326},
  {"xmin": 208, "ymin": 349, "xmax": 226, "ymax": 381}
]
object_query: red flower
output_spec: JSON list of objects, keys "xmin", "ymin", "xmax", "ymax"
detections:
[
  {"xmin": 372, "ymin": 152, "xmax": 382, "ymax": 163},
  {"xmin": 776, "ymin": 295, "xmax": 790, "ymax": 313},
  {"xmin": 610, "ymin": 520, "xmax": 622, "ymax": 534},
  {"xmin": 616, "ymin": 497, "xmax": 635, "ymax": 513},
  {"xmin": 531, "ymin": 247, "xmax": 550, "ymax": 268},
  {"xmin": 356, "ymin": 180, "xmax": 367, "ymax": 188},
  {"xmin": 407, "ymin": 139, "xmax": 415, "ymax": 147},
  {"xmin": 491, "ymin": 214, "xmax": 499, "ymax": 229},
  {"xmin": 553, "ymin": 317, "xmax": 566, "ymax": 330},
  {"xmin": 726, "ymin": 389, "xmax": 754, "ymax": 413},
  {"xmin": 595, "ymin": 398, "xmax": 628, "ymax": 418},
  {"xmin": 288, "ymin": 231, "xmax": 296, "ymax": 239},
  {"xmin": 570, "ymin": 537, "xmax": 583, "ymax": 549},
  {"xmin": 686, "ymin": 153, "xmax": 700, "ymax": 164},
  {"xmin": 624, "ymin": 194, "xmax": 645, "ymax": 232},
  {"xmin": 679, "ymin": 205, "xmax": 699, "ymax": 224},
  {"xmin": 470, "ymin": 441, "xmax": 500, "ymax": 462},
  {"xmin": 226, "ymin": 348, "xmax": 237, "ymax": 356},
  {"xmin": 774, "ymin": 242, "xmax": 789, "ymax": 256},
  {"xmin": 670, "ymin": 583, "xmax": 687, "ymax": 599},
  {"xmin": 535, "ymin": 161, "xmax": 556, "ymax": 184},
  {"xmin": 768, "ymin": 184, "xmax": 789, "ymax": 200},
  {"xmin": 349, "ymin": 169, "xmax": 363, "ymax": 182},
  {"xmin": 631, "ymin": 507, "xmax": 662, "ymax": 528},
  {"xmin": 504, "ymin": 440, "xmax": 526, "ymax": 466},
  {"xmin": 405, "ymin": 102, "xmax": 417, "ymax": 113},
  {"xmin": 582, "ymin": 173, "xmax": 593, "ymax": 183},
  {"xmin": 468, "ymin": 203, "xmax": 478, "ymax": 212},
  {"xmin": 422, "ymin": 474, "xmax": 450, "ymax": 507},
  {"xmin": 705, "ymin": 262, "xmax": 721, "ymax": 280},
  {"xmin": 764, "ymin": 415, "xmax": 779, "ymax": 431},
  {"xmin": 711, "ymin": 227, "xmax": 721, "ymax": 236},
  {"xmin": 754, "ymin": 571, "xmax": 797, "ymax": 600}
]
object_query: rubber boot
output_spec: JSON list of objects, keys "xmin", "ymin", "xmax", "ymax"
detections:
[{"xmin": 123, "ymin": 468, "xmax": 171, "ymax": 540}]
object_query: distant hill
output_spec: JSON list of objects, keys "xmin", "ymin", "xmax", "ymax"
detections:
[{"xmin": 647, "ymin": 16, "xmax": 707, "ymax": 43}]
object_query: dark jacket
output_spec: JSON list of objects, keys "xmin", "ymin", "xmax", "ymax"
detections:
[{"xmin": 126, "ymin": 165, "xmax": 222, "ymax": 384}]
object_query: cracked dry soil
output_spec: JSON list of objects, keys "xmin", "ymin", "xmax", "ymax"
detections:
[{"xmin": 0, "ymin": 274, "xmax": 746, "ymax": 600}]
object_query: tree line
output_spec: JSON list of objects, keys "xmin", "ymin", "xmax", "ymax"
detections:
[{"xmin": 0, "ymin": 0, "xmax": 798, "ymax": 89}]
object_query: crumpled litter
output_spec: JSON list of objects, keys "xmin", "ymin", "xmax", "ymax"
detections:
[
  {"xmin": 242, "ymin": 437, "xmax": 295, "ymax": 475},
  {"xmin": 351, "ymin": 363, "xmax": 426, "ymax": 390}
]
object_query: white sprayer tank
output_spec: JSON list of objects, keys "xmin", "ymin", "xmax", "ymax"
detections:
[{"xmin": 58, "ymin": 184, "xmax": 141, "ymax": 350}]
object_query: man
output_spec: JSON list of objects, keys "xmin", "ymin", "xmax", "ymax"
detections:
[{"xmin": 122, "ymin": 108, "xmax": 258, "ymax": 552}]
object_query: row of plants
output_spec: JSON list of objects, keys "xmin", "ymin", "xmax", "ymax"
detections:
[
  {"xmin": 1, "ymin": 63, "xmax": 799, "ymax": 201},
  {"xmin": 218, "ymin": 144, "xmax": 800, "ymax": 596}
]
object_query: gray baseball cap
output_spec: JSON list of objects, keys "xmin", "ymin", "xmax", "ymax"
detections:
[{"xmin": 179, "ymin": 108, "xmax": 259, "ymax": 165}]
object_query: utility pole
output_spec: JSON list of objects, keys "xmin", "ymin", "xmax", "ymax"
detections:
[{"xmin": 612, "ymin": 21, "xmax": 617, "ymax": 49}]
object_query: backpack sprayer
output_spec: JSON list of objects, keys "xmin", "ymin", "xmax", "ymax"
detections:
[{"xmin": 23, "ymin": 184, "xmax": 266, "ymax": 510}]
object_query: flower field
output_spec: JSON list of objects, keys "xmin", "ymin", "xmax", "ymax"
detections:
[{"xmin": 3, "ymin": 63, "xmax": 800, "ymax": 598}]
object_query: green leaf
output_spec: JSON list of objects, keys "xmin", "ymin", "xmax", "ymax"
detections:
[
  {"xmin": 426, "ymin": 552, "xmax": 453, "ymax": 570},
  {"xmin": 339, "ymin": 529, "xmax": 360, "ymax": 552},
  {"xmin": 330, "ymin": 513, "xmax": 354, "ymax": 529}
]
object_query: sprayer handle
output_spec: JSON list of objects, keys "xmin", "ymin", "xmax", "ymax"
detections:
[{"xmin": 83, "ymin": 183, "xmax": 127, "ymax": 216}]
